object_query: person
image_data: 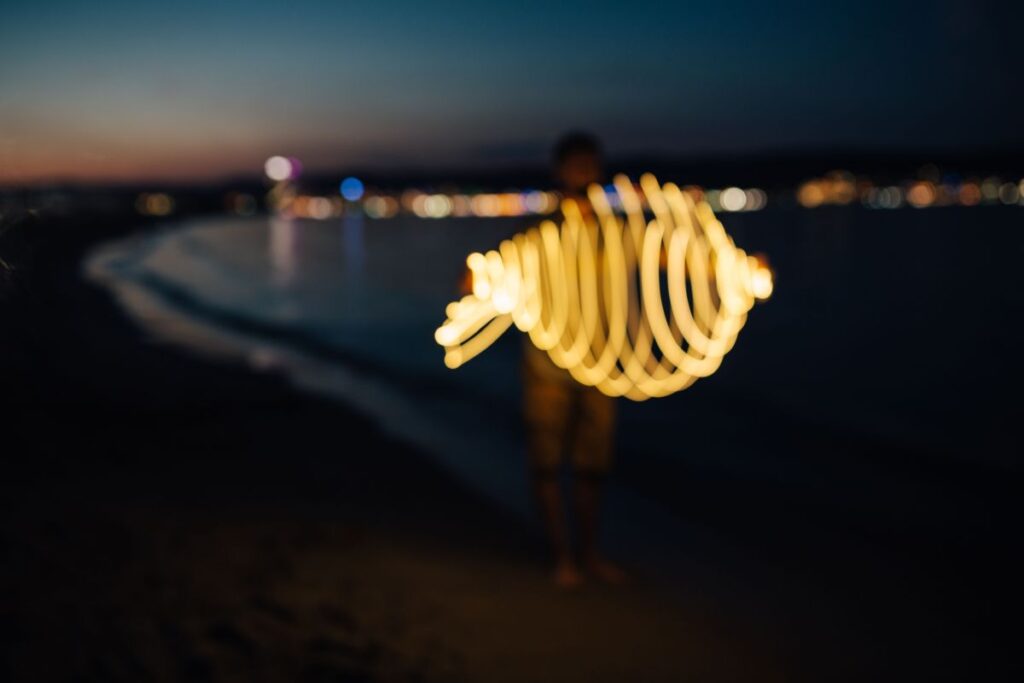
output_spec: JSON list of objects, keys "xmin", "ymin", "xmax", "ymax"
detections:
[{"xmin": 522, "ymin": 132, "xmax": 624, "ymax": 588}]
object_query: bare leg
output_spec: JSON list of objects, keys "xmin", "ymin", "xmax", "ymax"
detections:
[
  {"xmin": 534, "ymin": 474, "xmax": 582, "ymax": 588},
  {"xmin": 575, "ymin": 475, "xmax": 626, "ymax": 583}
]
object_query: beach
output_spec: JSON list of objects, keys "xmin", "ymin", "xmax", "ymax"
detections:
[
  {"xmin": 2, "ymin": 212, "xmax": 775, "ymax": 682},
  {"xmin": 4, "ymin": 0, "xmax": 1023, "ymax": 678},
  {"xmin": 1, "ymin": 210, "xmax": 1020, "ymax": 681}
]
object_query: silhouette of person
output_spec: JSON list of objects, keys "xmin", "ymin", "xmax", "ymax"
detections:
[{"xmin": 522, "ymin": 132, "xmax": 625, "ymax": 588}]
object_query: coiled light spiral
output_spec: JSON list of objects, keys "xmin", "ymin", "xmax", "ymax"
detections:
[{"xmin": 434, "ymin": 173, "xmax": 773, "ymax": 401}]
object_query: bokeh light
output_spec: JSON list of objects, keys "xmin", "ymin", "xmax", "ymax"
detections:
[
  {"xmin": 720, "ymin": 187, "xmax": 747, "ymax": 212},
  {"xmin": 907, "ymin": 181, "xmax": 937, "ymax": 208},
  {"xmin": 135, "ymin": 192, "xmax": 174, "ymax": 216},
  {"xmin": 340, "ymin": 177, "xmax": 365, "ymax": 201},
  {"xmin": 264, "ymin": 156, "xmax": 293, "ymax": 182}
]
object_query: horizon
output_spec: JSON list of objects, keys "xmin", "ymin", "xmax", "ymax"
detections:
[{"xmin": 6, "ymin": 145, "xmax": 1024, "ymax": 191}]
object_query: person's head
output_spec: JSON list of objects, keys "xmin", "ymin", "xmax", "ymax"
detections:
[{"xmin": 552, "ymin": 131, "xmax": 602, "ymax": 197}]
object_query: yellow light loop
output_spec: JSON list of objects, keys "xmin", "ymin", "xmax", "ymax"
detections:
[{"xmin": 435, "ymin": 174, "xmax": 772, "ymax": 400}]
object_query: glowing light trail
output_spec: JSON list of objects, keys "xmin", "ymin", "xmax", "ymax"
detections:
[{"xmin": 434, "ymin": 174, "xmax": 773, "ymax": 401}]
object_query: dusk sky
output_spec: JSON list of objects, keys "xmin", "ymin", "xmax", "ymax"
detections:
[{"xmin": 2, "ymin": 0, "xmax": 1021, "ymax": 183}]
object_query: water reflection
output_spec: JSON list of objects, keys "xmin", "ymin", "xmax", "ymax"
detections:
[
  {"xmin": 269, "ymin": 217, "xmax": 299, "ymax": 286},
  {"xmin": 341, "ymin": 213, "xmax": 365, "ymax": 279}
]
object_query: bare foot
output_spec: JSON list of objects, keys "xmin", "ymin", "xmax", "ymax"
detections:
[
  {"xmin": 553, "ymin": 559, "xmax": 584, "ymax": 589},
  {"xmin": 584, "ymin": 556, "xmax": 627, "ymax": 584}
]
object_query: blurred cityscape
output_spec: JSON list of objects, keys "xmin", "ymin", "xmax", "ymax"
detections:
[{"xmin": 4, "ymin": 153, "xmax": 1023, "ymax": 222}]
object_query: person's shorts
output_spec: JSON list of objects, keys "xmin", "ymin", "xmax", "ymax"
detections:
[{"xmin": 522, "ymin": 342, "xmax": 616, "ymax": 475}]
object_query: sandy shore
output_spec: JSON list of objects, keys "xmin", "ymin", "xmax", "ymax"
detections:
[
  {"xmin": 3, "ymin": 393, "xmax": 768, "ymax": 682},
  {"xmin": 1, "ymin": 211, "xmax": 1019, "ymax": 681}
]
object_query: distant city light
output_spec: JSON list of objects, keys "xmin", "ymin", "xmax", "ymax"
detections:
[
  {"xmin": 704, "ymin": 189, "xmax": 721, "ymax": 210},
  {"xmin": 998, "ymin": 182, "xmax": 1019, "ymax": 205},
  {"xmin": 720, "ymin": 186, "xmax": 747, "ymax": 212},
  {"xmin": 745, "ymin": 188, "xmax": 767, "ymax": 211},
  {"xmin": 523, "ymin": 190, "xmax": 546, "ymax": 214},
  {"xmin": 880, "ymin": 186, "xmax": 904, "ymax": 209},
  {"xmin": 471, "ymin": 193, "xmax": 501, "ymax": 217},
  {"xmin": 797, "ymin": 182, "xmax": 825, "ymax": 208},
  {"xmin": 286, "ymin": 194, "xmax": 343, "ymax": 220},
  {"xmin": 907, "ymin": 181, "xmax": 936, "ymax": 208},
  {"xmin": 411, "ymin": 193, "xmax": 429, "ymax": 217},
  {"xmin": 980, "ymin": 177, "xmax": 1000, "ymax": 203},
  {"xmin": 364, "ymin": 195, "xmax": 399, "ymax": 219},
  {"xmin": 958, "ymin": 182, "xmax": 981, "ymax": 206},
  {"xmin": 452, "ymin": 194, "xmax": 472, "ymax": 217},
  {"xmin": 307, "ymin": 196, "xmax": 333, "ymax": 219},
  {"xmin": 237, "ymin": 167, "xmax": 1024, "ymax": 221},
  {"xmin": 340, "ymin": 176, "xmax": 365, "ymax": 201},
  {"xmin": 424, "ymin": 194, "xmax": 452, "ymax": 218},
  {"xmin": 135, "ymin": 192, "xmax": 174, "ymax": 216},
  {"xmin": 264, "ymin": 156, "xmax": 293, "ymax": 182}
]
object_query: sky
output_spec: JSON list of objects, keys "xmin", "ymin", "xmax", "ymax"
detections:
[{"xmin": 1, "ymin": 0, "xmax": 1021, "ymax": 183}]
